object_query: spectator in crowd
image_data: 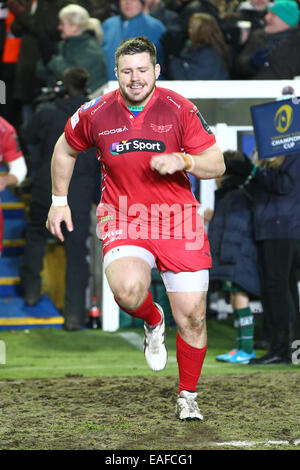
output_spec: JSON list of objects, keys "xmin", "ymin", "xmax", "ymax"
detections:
[
  {"xmin": 0, "ymin": 116, "xmax": 27, "ymax": 252},
  {"xmin": 207, "ymin": 151, "xmax": 260, "ymax": 364},
  {"xmin": 82, "ymin": 0, "xmax": 120, "ymax": 22},
  {"xmin": 165, "ymin": 0, "xmax": 222, "ymax": 34},
  {"xmin": 165, "ymin": 0, "xmax": 239, "ymax": 36},
  {"xmin": 36, "ymin": 4, "xmax": 107, "ymax": 93},
  {"xmin": 234, "ymin": 0, "xmax": 300, "ymax": 79},
  {"xmin": 164, "ymin": 0, "xmax": 244, "ymax": 61},
  {"xmin": 221, "ymin": 0, "xmax": 271, "ymax": 62},
  {"xmin": 7, "ymin": 0, "xmax": 71, "ymax": 123},
  {"xmin": 0, "ymin": 1, "xmax": 8, "ymax": 60},
  {"xmin": 237, "ymin": 0, "xmax": 271, "ymax": 31},
  {"xmin": 225, "ymin": 151, "xmax": 300, "ymax": 364},
  {"xmin": 0, "ymin": 9, "xmax": 22, "ymax": 127},
  {"xmin": 143, "ymin": 0, "xmax": 181, "ymax": 29},
  {"xmin": 20, "ymin": 67, "xmax": 101, "ymax": 331},
  {"xmin": 102, "ymin": 0, "xmax": 166, "ymax": 80},
  {"xmin": 143, "ymin": 0, "xmax": 185, "ymax": 71},
  {"xmin": 167, "ymin": 13, "xmax": 230, "ymax": 79},
  {"xmin": 75, "ymin": 0, "xmax": 97, "ymax": 15}
]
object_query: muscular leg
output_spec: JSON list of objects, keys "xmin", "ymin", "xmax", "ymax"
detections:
[
  {"xmin": 105, "ymin": 257, "xmax": 161, "ymax": 325},
  {"xmin": 168, "ymin": 291, "xmax": 207, "ymax": 348},
  {"xmin": 105, "ymin": 254, "xmax": 167, "ymax": 371},
  {"xmin": 106, "ymin": 256, "xmax": 151, "ymax": 309},
  {"xmin": 168, "ymin": 291, "xmax": 207, "ymax": 394},
  {"xmin": 106, "ymin": 256, "xmax": 168, "ymax": 371}
]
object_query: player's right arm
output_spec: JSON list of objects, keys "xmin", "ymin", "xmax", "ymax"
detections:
[
  {"xmin": 46, "ymin": 133, "xmax": 79, "ymax": 242},
  {"xmin": 47, "ymin": 97, "xmax": 100, "ymax": 240}
]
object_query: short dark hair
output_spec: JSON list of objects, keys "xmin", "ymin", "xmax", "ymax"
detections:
[
  {"xmin": 62, "ymin": 67, "xmax": 90, "ymax": 96},
  {"xmin": 115, "ymin": 36, "xmax": 157, "ymax": 68}
]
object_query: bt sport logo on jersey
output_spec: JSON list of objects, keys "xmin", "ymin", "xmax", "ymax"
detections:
[{"xmin": 110, "ymin": 138, "xmax": 166, "ymax": 155}]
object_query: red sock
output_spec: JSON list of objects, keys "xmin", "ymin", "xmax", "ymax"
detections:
[
  {"xmin": 114, "ymin": 291, "xmax": 161, "ymax": 327},
  {"xmin": 176, "ymin": 332, "xmax": 207, "ymax": 395}
]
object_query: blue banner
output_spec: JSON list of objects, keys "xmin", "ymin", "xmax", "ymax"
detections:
[{"xmin": 251, "ymin": 97, "xmax": 300, "ymax": 160}]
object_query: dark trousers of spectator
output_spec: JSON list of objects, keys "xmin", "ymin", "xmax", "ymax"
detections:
[
  {"xmin": 20, "ymin": 200, "xmax": 91, "ymax": 328},
  {"xmin": 257, "ymin": 239, "xmax": 300, "ymax": 359}
]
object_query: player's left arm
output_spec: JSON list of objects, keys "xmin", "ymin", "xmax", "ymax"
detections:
[
  {"xmin": 0, "ymin": 127, "xmax": 27, "ymax": 191},
  {"xmin": 150, "ymin": 143, "xmax": 225, "ymax": 179},
  {"xmin": 0, "ymin": 156, "xmax": 27, "ymax": 191}
]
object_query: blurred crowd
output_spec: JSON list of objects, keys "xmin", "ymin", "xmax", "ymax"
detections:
[
  {"xmin": 0, "ymin": 0, "xmax": 299, "ymax": 358},
  {"xmin": 0, "ymin": 0, "xmax": 300, "ymax": 128}
]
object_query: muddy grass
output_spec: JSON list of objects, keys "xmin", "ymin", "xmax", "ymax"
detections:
[{"xmin": 0, "ymin": 373, "xmax": 299, "ymax": 451}]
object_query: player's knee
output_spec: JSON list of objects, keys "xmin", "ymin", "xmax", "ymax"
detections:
[
  {"xmin": 114, "ymin": 280, "xmax": 146, "ymax": 310},
  {"xmin": 183, "ymin": 304, "xmax": 206, "ymax": 332},
  {"xmin": 190, "ymin": 313, "xmax": 206, "ymax": 332}
]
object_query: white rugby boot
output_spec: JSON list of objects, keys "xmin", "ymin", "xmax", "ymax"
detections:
[
  {"xmin": 175, "ymin": 391, "xmax": 203, "ymax": 421},
  {"xmin": 144, "ymin": 303, "xmax": 167, "ymax": 371}
]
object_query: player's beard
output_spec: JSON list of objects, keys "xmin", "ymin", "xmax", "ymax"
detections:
[{"xmin": 119, "ymin": 77, "xmax": 156, "ymax": 107}]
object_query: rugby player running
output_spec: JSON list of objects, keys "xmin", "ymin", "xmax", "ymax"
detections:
[{"xmin": 46, "ymin": 36, "xmax": 225, "ymax": 421}]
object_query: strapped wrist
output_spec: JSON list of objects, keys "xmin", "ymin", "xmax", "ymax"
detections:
[
  {"xmin": 173, "ymin": 152, "xmax": 195, "ymax": 172},
  {"xmin": 52, "ymin": 194, "xmax": 68, "ymax": 207}
]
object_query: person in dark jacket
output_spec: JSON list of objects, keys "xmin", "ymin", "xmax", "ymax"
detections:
[
  {"xmin": 7, "ymin": 0, "xmax": 71, "ymax": 121},
  {"xmin": 165, "ymin": 0, "xmax": 223, "ymax": 38},
  {"xmin": 36, "ymin": 4, "xmax": 107, "ymax": 93},
  {"xmin": 20, "ymin": 67, "xmax": 101, "ymax": 331},
  {"xmin": 83, "ymin": 0, "xmax": 119, "ymax": 22},
  {"xmin": 167, "ymin": 12, "xmax": 230, "ymax": 80},
  {"xmin": 234, "ymin": 0, "xmax": 300, "ymax": 79},
  {"xmin": 143, "ymin": 0, "xmax": 184, "ymax": 74},
  {"xmin": 7, "ymin": 0, "xmax": 72, "ymax": 185},
  {"xmin": 144, "ymin": 0, "xmax": 181, "ymax": 29},
  {"xmin": 225, "ymin": 151, "xmax": 300, "ymax": 364},
  {"xmin": 207, "ymin": 151, "xmax": 260, "ymax": 364}
]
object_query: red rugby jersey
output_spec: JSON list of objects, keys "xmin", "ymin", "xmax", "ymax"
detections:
[
  {"xmin": 0, "ymin": 117, "xmax": 23, "ymax": 251},
  {"xmin": 0, "ymin": 117, "xmax": 23, "ymax": 164},
  {"xmin": 65, "ymin": 87, "xmax": 216, "ymax": 215}
]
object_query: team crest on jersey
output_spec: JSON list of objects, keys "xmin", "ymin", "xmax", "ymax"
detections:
[
  {"xmin": 110, "ymin": 139, "xmax": 166, "ymax": 155},
  {"xmin": 150, "ymin": 123, "xmax": 173, "ymax": 133}
]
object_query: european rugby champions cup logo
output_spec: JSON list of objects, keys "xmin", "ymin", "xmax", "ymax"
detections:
[{"xmin": 274, "ymin": 104, "xmax": 293, "ymax": 133}]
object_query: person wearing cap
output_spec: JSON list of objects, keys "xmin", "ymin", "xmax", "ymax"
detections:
[
  {"xmin": 234, "ymin": 0, "xmax": 300, "ymax": 79},
  {"xmin": 102, "ymin": 0, "xmax": 166, "ymax": 81}
]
